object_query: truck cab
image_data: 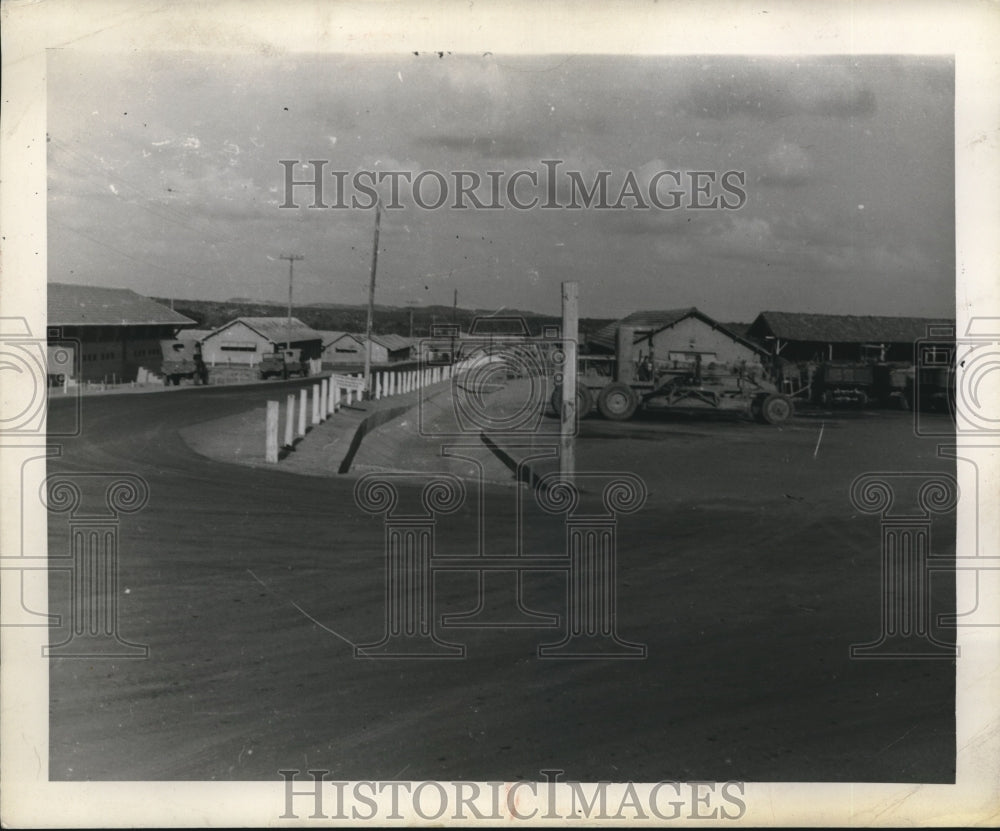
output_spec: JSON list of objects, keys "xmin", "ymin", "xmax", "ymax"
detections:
[{"xmin": 259, "ymin": 348, "xmax": 305, "ymax": 380}]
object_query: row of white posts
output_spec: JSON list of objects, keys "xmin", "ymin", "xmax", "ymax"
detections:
[
  {"xmin": 264, "ymin": 374, "xmax": 364, "ymax": 463},
  {"xmin": 368, "ymin": 359, "xmax": 477, "ymax": 401},
  {"xmin": 264, "ymin": 363, "xmax": 477, "ymax": 463}
]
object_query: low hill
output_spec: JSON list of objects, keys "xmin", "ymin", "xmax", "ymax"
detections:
[{"xmin": 157, "ymin": 297, "xmax": 613, "ymax": 340}]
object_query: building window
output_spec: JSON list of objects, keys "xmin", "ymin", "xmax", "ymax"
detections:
[{"xmin": 220, "ymin": 342, "xmax": 258, "ymax": 352}]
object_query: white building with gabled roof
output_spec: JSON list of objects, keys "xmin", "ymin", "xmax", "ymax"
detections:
[{"xmin": 200, "ymin": 317, "xmax": 324, "ymax": 366}]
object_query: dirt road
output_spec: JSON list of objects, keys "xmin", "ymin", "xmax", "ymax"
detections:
[{"xmin": 45, "ymin": 381, "xmax": 956, "ymax": 782}]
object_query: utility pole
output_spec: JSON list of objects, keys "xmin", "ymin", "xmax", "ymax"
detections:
[
  {"xmin": 363, "ymin": 200, "xmax": 381, "ymax": 397},
  {"xmin": 560, "ymin": 281, "xmax": 578, "ymax": 482},
  {"xmin": 280, "ymin": 253, "xmax": 303, "ymax": 349},
  {"xmin": 451, "ymin": 288, "xmax": 458, "ymax": 362},
  {"xmin": 405, "ymin": 300, "xmax": 418, "ymax": 338}
]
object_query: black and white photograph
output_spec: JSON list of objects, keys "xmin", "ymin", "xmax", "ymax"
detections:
[{"xmin": 2, "ymin": 1, "xmax": 998, "ymax": 826}]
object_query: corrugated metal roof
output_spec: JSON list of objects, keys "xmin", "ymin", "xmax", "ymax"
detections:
[
  {"xmin": 320, "ymin": 332, "xmax": 413, "ymax": 352},
  {"xmin": 314, "ymin": 330, "xmax": 351, "ymax": 347},
  {"xmin": 721, "ymin": 321, "xmax": 751, "ymax": 338},
  {"xmin": 48, "ymin": 282, "xmax": 195, "ymax": 327},
  {"xmin": 371, "ymin": 333, "xmax": 413, "ymax": 352},
  {"xmin": 208, "ymin": 317, "xmax": 323, "ymax": 345},
  {"xmin": 587, "ymin": 308, "xmax": 698, "ymax": 350},
  {"xmin": 176, "ymin": 329, "xmax": 213, "ymax": 343},
  {"xmin": 587, "ymin": 307, "xmax": 769, "ymax": 357},
  {"xmin": 751, "ymin": 311, "xmax": 954, "ymax": 344}
]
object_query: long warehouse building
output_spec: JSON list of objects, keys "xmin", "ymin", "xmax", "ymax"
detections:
[{"xmin": 47, "ymin": 282, "xmax": 195, "ymax": 383}]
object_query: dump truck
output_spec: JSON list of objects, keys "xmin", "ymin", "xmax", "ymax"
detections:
[
  {"xmin": 159, "ymin": 339, "xmax": 207, "ymax": 386},
  {"xmin": 259, "ymin": 347, "xmax": 306, "ymax": 380},
  {"xmin": 810, "ymin": 362, "xmax": 876, "ymax": 406},
  {"xmin": 794, "ymin": 361, "xmax": 922, "ymax": 409},
  {"xmin": 552, "ymin": 324, "xmax": 794, "ymax": 425}
]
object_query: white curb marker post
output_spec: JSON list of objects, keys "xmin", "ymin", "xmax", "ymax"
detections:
[
  {"xmin": 312, "ymin": 384, "xmax": 321, "ymax": 425},
  {"xmin": 320, "ymin": 379, "xmax": 329, "ymax": 420},
  {"xmin": 284, "ymin": 394, "xmax": 295, "ymax": 448},
  {"xmin": 265, "ymin": 401, "xmax": 279, "ymax": 463},
  {"xmin": 328, "ymin": 377, "xmax": 335, "ymax": 413},
  {"xmin": 375, "ymin": 374, "xmax": 382, "ymax": 400},
  {"xmin": 561, "ymin": 281, "xmax": 578, "ymax": 482},
  {"xmin": 298, "ymin": 389, "xmax": 307, "ymax": 437}
]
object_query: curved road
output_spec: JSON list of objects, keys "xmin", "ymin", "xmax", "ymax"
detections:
[{"xmin": 47, "ymin": 385, "xmax": 956, "ymax": 784}]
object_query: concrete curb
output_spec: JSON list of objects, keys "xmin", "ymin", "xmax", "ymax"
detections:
[{"xmin": 337, "ymin": 404, "xmax": 412, "ymax": 474}]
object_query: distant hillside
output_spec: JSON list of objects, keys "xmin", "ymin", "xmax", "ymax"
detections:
[{"xmin": 158, "ymin": 297, "xmax": 613, "ymax": 340}]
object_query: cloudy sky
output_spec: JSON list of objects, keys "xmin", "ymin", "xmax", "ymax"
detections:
[{"xmin": 47, "ymin": 51, "xmax": 954, "ymax": 320}]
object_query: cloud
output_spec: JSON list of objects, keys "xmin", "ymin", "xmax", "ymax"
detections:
[
  {"xmin": 759, "ymin": 141, "xmax": 814, "ymax": 186},
  {"xmin": 415, "ymin": 133, "xmax": 539, "ymax": 161},
  {"xmin": 679, "ymin": 61, "xmax": 876, "ymax": 121}
]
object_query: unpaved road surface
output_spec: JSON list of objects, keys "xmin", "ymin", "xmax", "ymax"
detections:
[{"xmin": 46, "ymin": 381, "xmax": 956, "ymax": 782}]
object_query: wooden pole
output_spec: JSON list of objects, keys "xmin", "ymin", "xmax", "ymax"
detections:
[
  {"xmin": 280, "ymin": 254, "xmax": 304, "ymax": 350},
  {"xmin": 364, "ymin": 200, "xmax": 381, "ymax": 399},
  {"xmin": 561, "ymin": 281, "xmax": 578, "ymax": 481},
  {"xmin": 265, "ymin": 401, "xmax": 279, "ymax": 463}
]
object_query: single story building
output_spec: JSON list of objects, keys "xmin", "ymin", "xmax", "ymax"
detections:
[
  {"xmin": 321, "ymin": 332, "xmax": 414, "ymax": 366},
  {"xmin": 746, "ymin": 311, "xmax": 955, "ymax": 363},
  {"xmin": 47, "ymin": 282, "xmax": 195, "ymax": 382},
  {"xmin": 587, "ymin": 307, "xmax": 770, "ymax": 374},
  {"xmin": 200, "ymin": 317, "xmax": 324, "ymax": 366},
  {"xmin": 176, "ymin": 328, "xmax": 213, "ymax": 346}
]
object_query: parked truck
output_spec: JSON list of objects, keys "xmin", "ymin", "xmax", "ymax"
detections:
[
  {"xmin": 810, "ymin": 362, "xmax": 876, "ymax": 406},
  {"xmin": 789, "ymin": 360, "xmax": 939, "ymax": 410},
  {"xmin": 159, "ymin": 339, "xmax": 207, "ymax": 386},
  {"xmin": 553, "ymin": 324, "xmax": 794, "ymax": 425},
  {"xmin": 259, "ymin": 347, "xmax": 306, "ymax": 380}
]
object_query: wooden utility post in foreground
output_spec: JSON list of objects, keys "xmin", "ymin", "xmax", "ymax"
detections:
[{"xmin": 560, "ymin": 281, "xmax": 578, "ymax": 481}]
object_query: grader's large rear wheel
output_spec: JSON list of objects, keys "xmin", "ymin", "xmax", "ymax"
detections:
[
  {"xmin": 550, "ymin": 384, "xmax": 593, "ymax": 419},
  {"xmin": 597, "ymin": 382, "xmax": 640, "ymax": 421},
  {"xmin": 760, "ymin": 393, "xmax": 793, "ymax": 425}
]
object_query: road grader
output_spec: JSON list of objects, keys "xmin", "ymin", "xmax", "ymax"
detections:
[{"xmin": 552, "ymin": 323, "xmax": 794, "ymax": 425}]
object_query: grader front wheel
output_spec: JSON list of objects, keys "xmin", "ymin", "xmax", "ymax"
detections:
[
  {"xmin": 760, "ymin": 393, "xmax": 793, "ymax": 425},
  {"xmin": 597, "ymin": 382, "xmax": 640, "ymax": 421}
]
